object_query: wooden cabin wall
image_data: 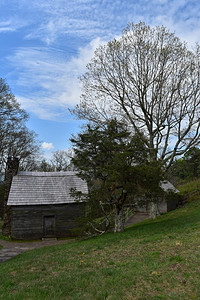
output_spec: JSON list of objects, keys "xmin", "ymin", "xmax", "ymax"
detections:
[{"xmin": 11, "ymin": 203, "xmax": 85, "ymax": 240}]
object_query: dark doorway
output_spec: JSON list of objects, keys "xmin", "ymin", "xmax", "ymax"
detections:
[{"xmin": 43, "ymin": 216, "xmax": 55, "ymax": 237}]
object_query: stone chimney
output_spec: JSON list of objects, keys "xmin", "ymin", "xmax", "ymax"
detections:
[{"xmin": 2, "ymin": 157, "xmax": 19, "ymax": 236}]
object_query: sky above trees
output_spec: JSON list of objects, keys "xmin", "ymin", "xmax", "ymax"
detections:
[{"xmin": 1, "ymin": 0, "xmax": 200, "ymax": 155}]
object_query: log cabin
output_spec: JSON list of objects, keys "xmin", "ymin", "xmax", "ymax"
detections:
[{"xmin": 7, "ymin": 171, "xmax": 87, "ymax": 240}]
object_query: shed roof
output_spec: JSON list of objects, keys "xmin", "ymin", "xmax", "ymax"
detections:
[
  {"xmin": 160, "ymin": 180, "xmax": 179, "ymax": 193},
  {"xmin": 7, "ymin": 171, "xmax": 88, "ymax": 206}
]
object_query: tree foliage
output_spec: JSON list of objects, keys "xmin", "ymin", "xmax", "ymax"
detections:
[
  {"xmin": 72, "ymin": 22, "xmax": 200, "ymax": 170},
  {"xmin": 169, "ymin": 147, "xmax": 200, "ymax": 180},
  {"xmin": 36, "ymin": 159, "xmax": 54, "ymax": 172},
  {"xmin": 71, "ymin": 120, "xmax": 163, "ymax": 233}
]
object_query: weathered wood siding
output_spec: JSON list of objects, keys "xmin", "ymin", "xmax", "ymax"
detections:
[
  {"xmin": 135, "ymin": 197, "xmax": 178, "ymax": 213},
  {"xmin": 11, "ymin": 203, "xmax": 85, "ymax": 240},
  {"xmin": 167, "ymin": 198, "xmax": 178, "ymax": 212}
]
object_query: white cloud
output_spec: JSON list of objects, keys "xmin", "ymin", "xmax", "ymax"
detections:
[
  {"xmin": 3, "ymin": 0, "xmax": 200, "ymax": 123},
  {"xmin": 8, "ymin": 38, "xmax": 106, "ymax": 120},
  {"xmin": 17, "ymin": 0, "xmax": 112, "ymax": 44},
  {"xmin": 0, "ymin": 19, "xmax": 27, "ymax": 33},
  {"xmin": 2, "ymin": 0, "xmax": 200, "ymax": 45},
  {"xmin": 41, "ymin": 142, "xmax": 54, "ymax": 150},
  {"xmin": 147, "ymin": 0, "xmax": 200, "ymax": 45}
]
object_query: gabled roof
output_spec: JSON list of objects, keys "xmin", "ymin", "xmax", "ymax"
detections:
[
  {"xmin": 160, "ymin": 180, "xmax": 179, "ymax": 193},
  {"xmin": 7, "ymin": 171, "xmax": 88, "ymax": 206}
]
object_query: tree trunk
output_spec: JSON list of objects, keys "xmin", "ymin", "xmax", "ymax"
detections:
[
  {"xmin": 149, "ymin": 202, "xmax": 160, "ymax": 219},
  {"xmin": 114, "ymin": 208, "xmax": 124, "ymax": 233}
]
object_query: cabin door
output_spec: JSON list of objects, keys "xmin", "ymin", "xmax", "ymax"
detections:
[{"xmin": 43, "ymin": 216, "xmax": 55, "ymax": 237}]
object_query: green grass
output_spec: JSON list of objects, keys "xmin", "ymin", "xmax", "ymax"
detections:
[
  {"xmin": 178, "ymin": 178, "xmax": 200, "ymax": 202},
  {"xmin": 0, "ymin": 199, "xmax": 200, "ymax": 299}
]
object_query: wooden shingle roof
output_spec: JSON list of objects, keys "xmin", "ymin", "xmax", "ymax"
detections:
[{"xmin": 7, "ymin": 171, "xmax": 88, "ymax": 206}]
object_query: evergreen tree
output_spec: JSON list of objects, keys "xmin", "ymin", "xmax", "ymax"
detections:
[{"xmin": 71, "ymin": 120, "xmax": 163, "ymax": 233}]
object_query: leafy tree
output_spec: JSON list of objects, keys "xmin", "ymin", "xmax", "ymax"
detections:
[
  {"xmin": 0, "ymin": 78, "xmax": 40, "ymax": 172},
  {"xmin": 183, "ymin": 147, "xmax": 200, "ymax": 178},
  {"xmin": 72, "ymin": 22, "xmax": 200, "ymax": 216},
  {"xmin": 71, "ymin": 120, "xmax": 163, "ymax": 233},
  {"xmin": 36, "ymin": 159, "xmax": 54, "ymax": 172},
  {"xmin": 168, "ymin": 159, "xmax": 187, "ymax": 180},
  {"xmin": 169, "ymin": 147, "xmax": 200, "ymax": 180}
]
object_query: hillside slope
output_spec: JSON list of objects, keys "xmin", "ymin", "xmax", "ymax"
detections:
[{"xmin": 0, "ymin": 199, "xmax": 200, "ymax": 299}]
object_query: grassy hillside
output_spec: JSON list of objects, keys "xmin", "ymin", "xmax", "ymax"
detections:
[
  {"xmin": 178, "ymin": 178, "xmax": 200, "ymax": 203},
  {"xmin": 0, "ymin": 197, "xmax": 200, "ymax": 300}
]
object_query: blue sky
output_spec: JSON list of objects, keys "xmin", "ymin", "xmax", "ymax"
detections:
[{"xmin": 1, "ymin": 0, "xmax": 200, "ymax": 157}]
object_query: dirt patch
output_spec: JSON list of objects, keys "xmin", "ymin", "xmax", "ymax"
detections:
[
  {"xmin": 0, "ymin": 238, "xmax": 74, "ymax": 263},
  {"xmin": 125, "ymin": 212, "xmax": 149, "ymax": 227}
]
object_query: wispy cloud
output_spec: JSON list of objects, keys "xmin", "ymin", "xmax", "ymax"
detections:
[
  {"xmin": 0, "ymin": 19, "xmax": 27, "ymax": 33},
  {"xmin": 7, "ymin": 38, "xmax": 105, "ymax": 120},
  {"xmin": 2, "ymin": 0, "xmax": 200, "ymax": 45},
  {"xmin": 2, "ymin": 0, "xmax": 200, "ymax": 122},
  {"xmin": 146, "ymin": 0, "xmax": 200, "ymax": 44}
]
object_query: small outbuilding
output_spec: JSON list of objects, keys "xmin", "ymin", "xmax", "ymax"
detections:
[
  {"xmin": 159, "ymin": 180, "xmax": 180, "ymax": 212},
  {"xmin": 7, "ymin": 171, "xmax": 87, "ymax": 240},
  {"xmin": 135, "ymin": 180, "xmax": 180, "ymax": 214}
]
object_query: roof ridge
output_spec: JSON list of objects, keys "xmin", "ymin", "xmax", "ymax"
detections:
[{"xmin": 17, "ymin": 171, "xmax": 78, "ymax": 177}]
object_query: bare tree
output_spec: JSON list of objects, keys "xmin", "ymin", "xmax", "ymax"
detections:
[
  {"xmin": 73, "ymin": 22, "xmax": 200, "ymax": 168},
  {"xmin": 50, "ymin": 149, "xmax": 74, "ymax": 171},
  {"xmin": 0, "ymin": 78, "xmax": 40, "ymax": 172},
  {"xmin": 72, "ymin": 22, "xmax": 200, "ymax": 218}
]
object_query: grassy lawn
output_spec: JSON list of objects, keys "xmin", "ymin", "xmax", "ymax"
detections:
[{"xmin": 0, "ymin": 199, "xmax": 200, "ymax": 299}]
